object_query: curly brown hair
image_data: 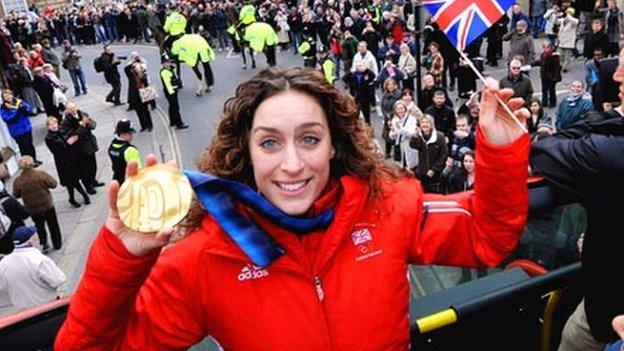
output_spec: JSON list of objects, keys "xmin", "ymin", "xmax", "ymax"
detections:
[{"xmin": 182, "ymin": 67, "xmax": 402, "ymax": 229}]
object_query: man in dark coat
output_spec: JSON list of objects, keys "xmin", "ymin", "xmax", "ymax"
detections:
[
  {"xmin": 530, "ymin": 48, "xmax": 624, "ymax": 349},
  {"xmin": 425, "ymin": 89, "xmax": 456, "ymax": 142},
  {"xmin": 100, "ymin": 44, "xmax": 123, "ymax": 105},
  {"xmin": 31, "ymin": 66, "xmax": 60, "ymax": 119},
  {"xmin": 499, "ymin": 58, "xmax": 533, "ymax": 104},
  {"xmin": 342, "ymin": 65, "xmax": 376, "ymax": 124},
  {"xmin": 60, "ymin": 102, "xmax": 104, "ymax": 195}
]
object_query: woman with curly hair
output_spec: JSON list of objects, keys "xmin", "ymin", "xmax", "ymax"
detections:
[{"xmin": 56, "ymin": 68, "xmax": 530, "ymax": 350}]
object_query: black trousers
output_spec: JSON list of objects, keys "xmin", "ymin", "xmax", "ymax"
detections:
[
  {"xmin": 107, "ymin": 80, "xmax": 121, "ymax": 103},
  {"xmin": 79, "ymin": 153, "xmax": 97, "ymax": 187},
  {"xmin": 14, "ymin": 132, "xmax": 38, "ymax": 161},
  {"xmin": 32, "ymin": 207, "xmax": 62, "ymax": 249},
  {"xmin": 166, "ymin": 93, "xmax": 183, "ymax": 127},
  {"xmin": 135, "ymin": 103, "xmax": 153, "ymax": 130},
  {"xmin": 191, "ymin": 61, "xmax": 214, "ymax": 87},
  {"xmin": 265, "ymin": 45, "xmax": 277, "ymax": 67},
  {"xmin": 357, "ymin": 98, "xmax": 371, "ymax": 124}
]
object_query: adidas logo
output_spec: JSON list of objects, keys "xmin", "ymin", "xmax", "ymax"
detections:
[{"xmin": 237, "ymin": 264, "xmax": 269, "ymax": 282}]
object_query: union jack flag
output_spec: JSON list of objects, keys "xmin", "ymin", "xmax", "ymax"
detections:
[{"xmin": 422, "ymin": 0, "xmax": 514, "ymax": 51}]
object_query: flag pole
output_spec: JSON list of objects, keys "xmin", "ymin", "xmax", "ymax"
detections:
[{"xmin": 458, "ymin": 51, "xmax": 528, "ymax": 134}]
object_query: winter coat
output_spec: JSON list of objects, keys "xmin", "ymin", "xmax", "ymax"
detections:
[
  {"xmin": 45, "ymin": 131, "xmax": 81, "ymax": 187},
  {"xmin": 0, "ymin": 98, "xmax": 32, "ymax": 138},
  {"xmin": 351, "ymin": 51, "xmax": 379, "ymax": 76},
  {"xmin": 0, "ymin": 246, "xmax": 66, "ymax": 310},
  {"xmin": 410, "ymin": 130, "xmax": 449, "ymax": 180},
  {"xmin": 12, "ymin": 169, "xmax": 58, "ymax": 215},
  {"xmin": 389, "ymin": 114, "xmax": 419, "ymax": 169},
  {"xmin": 555, "ymin": 95, "xmax": 593, "ymax": 131},
  {"xmin": 536, "ymin": 49, "xmax": 561, "ymax": 82},
  {"xmin": 55, "ymin": 130, "xmax": 530, "ymax": 350},
  {"xmin": 503, "ymin": 30, "xmax": 535, "ymax": 63},
  {"xmin": 101, "ymin": 52, "xmax": 121, "ymax": 84},
  {"xmin": 62, "ymin": 47, "xmax": 82, "ymax": 71},
  {"xmin": 530, "ymin": 110, "xmax": 624, "ymax": 342},
  {"xmin": 602, "ymin": 8, "xmax": 624, "ymax": 43},
  {"xmin": 397, "ymin": 53, "xmax": 417, "ymax": 77},
  {"xmin": 583, "ymin": 30, "xmax": 609, "ymax": 59},
  {"xmin": 32, "ymin": 75, "xmax": 58, "ymax": 116},
  {"xmin": 342, "ymin": 69, "xmax": 376, "ymax": 105},
  {"xmin": 380, "ymin": 90, "xmax": 402, "ymax": 118},
  {"xmin": 500, "ymin": 73, "xmax": 534, "ymax": 104},
  {"xmin": 425, "ymin": 104, "xmax": 456, "ymax": 141},
  {"xmin": 556, "ymin": 15, "xmax": 579, "ymax": 49},
  {"xmin": 376, "ymin": 66, "xmax": 405, "ymax": 85},
  {"xmin": 60, "ymin": 110, "xmax": 98, "ymax": 155},
  {"xmin": 340, "ymin": 37, "xmax": 359, "ymax": 61}
]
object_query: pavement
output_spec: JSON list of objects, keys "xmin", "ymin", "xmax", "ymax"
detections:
[{"xmin": 0, "ymin": 70, "xmax": 181, "ymax": 316}]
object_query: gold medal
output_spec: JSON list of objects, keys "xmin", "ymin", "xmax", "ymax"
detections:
[{"xmin": 117, "ymin": 164, "xmax": 193, "ymax": 233}]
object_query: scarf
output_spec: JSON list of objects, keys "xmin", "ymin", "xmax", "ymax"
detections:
[
  {"xmin": 185, "ymin": 171, "xmax": 335, "ymax": 268},
  {"xmin": 2, "ymin": 98, "xmax": 22, "ymax": 110},
  {"xmin": 566, "ymin": 92, "xmax": 583, "ymax": 107}
]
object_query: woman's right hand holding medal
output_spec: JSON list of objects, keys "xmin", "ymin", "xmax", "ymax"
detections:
[{"xmin": 106, "ymin": 154, "xmax": 176, "ymax": 257}]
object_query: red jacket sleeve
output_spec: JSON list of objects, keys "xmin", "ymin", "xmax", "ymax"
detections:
[
  {"xmin": 408, "ymin": 127, "xmax": 530, "ymax": 267},
  {"xmin": 55, "ymin": 227, "xmax": 207, "ymax": 350}
]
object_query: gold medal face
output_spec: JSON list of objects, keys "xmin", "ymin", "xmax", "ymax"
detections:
[{"xmin": 117, "ymin": 164, "xmax": 192, "ymax": 233}]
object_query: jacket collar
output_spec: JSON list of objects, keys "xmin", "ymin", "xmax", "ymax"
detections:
[{"xmin": 201, "ymin": 175, "xmax": 369, "ymax": 275}]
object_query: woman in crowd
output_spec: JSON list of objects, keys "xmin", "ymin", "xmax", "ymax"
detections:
[
  {"xmin": 380, "ymin": 78, "xmax": 402, "ymax": 158},
  {"xmin": 423, "ymin": 41, "xmax": 444, "ymax": 84},
  {"xmin": 128, "ymin": 63, "xmax": 154, "ymax": 132},
  {"xmin": 12, "ymin": 156, "xmax": 62, "ymax": 253},
  {"xmin": 56, "ymin": 68, "xmax": 530, "ymax": 350},
  {"xmin": 527, "ymin": 98, "xmax": 552, "ymax": 135},
  {"xmin": 12, "ymin": 57, "xmax": 45, "ymax": 115},
  {"xmin": 400, "ymin": 88, "xmax": 421, "ymax": 118},
  {"xmin": 389, "ymin": 100, "xmax": 419, "ymax": 170},
  {"xmin": 410, "ymin": 114, "xmax": 448, "ymax": 193},
  {"xmin": 0, "ymin": 89, "xmax": 41, "ymax": 166},
  {"xmin": 45, "ymin": 117, "xmax": 90, "ymax": 208},
  {"xmin": 443, "ymin": 151, "xmax": 487, "ymax": 282},
  {"xmin": 398, "ymin": 43, "xmax": 417, "ymax": 92}
]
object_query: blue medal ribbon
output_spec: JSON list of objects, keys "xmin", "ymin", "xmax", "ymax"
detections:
[{"xmin": 184, "ymin": 170, "xmax": 335, "ymax": 268}]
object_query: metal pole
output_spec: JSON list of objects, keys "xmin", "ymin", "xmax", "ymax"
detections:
[{"xmin": 414, "ymin": 0, "xmax": 422, "ymax": 105}]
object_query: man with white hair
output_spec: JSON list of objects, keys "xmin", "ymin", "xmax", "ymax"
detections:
[
  {"xmin": 124, "ymin": 52, "xmax": 154, "ymax": 110},
  {"xmin": 351, "ymin": 41, "xmax": 378, "ymax": 76},
  {"xmin": 503, "ymin": 19, "xmax": 535, "ymax": 63},
  {"xmin": 0, "ymin": 226, "xmax": 66, "ymax": 310}
]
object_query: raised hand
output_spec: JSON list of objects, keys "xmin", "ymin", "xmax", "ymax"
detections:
[
  {"xmin": 478, "ymin": 78, "xmax": 529, "ymax": 146},
  {"xmin": 105, "ymin": 154, "xmax": 176, "ymax": 257}
]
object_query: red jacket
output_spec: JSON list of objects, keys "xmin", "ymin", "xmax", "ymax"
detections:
[{"xmin": 55, "ymin": 131, "xmax": 529, "ymax": 350}]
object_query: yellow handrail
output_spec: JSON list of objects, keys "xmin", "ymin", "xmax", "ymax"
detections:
[{"xmin": 415, "ymin": 308, "xmax": 458, "ymax": 334}]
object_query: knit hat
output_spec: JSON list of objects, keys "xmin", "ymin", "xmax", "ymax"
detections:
[
  {"xmin": 566, "ymin": 7, "xmax": 575, "ymax": 15},
  {"xmin": 12, "ymin": 226, "xmax": 37, "ymax": 245}
]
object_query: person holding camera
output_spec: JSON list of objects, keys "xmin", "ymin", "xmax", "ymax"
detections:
[
  {"xmin": 159, "ymin": 56, "xmax": 188, "ymax": 130},
  {"xmin": 62, "ymin": 40, "xmax": 87, "ymax": 97},
  {"xmin": 99, "ymin": 44, "xmax": 123, "ymax": 106}
]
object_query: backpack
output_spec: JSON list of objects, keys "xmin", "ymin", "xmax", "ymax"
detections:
[{"xmin": 93, "ymin": 55, "xmax": 106, "ymax": 73}]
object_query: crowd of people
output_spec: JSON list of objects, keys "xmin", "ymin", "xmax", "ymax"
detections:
[{"xmin": 0, "ymin": 0, "xmax": 624, "ymax": 349}]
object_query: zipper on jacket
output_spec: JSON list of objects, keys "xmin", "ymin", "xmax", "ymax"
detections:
[{"xmin": 314, "ymin": 276, "xmax": 325, "ymax": 302}]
